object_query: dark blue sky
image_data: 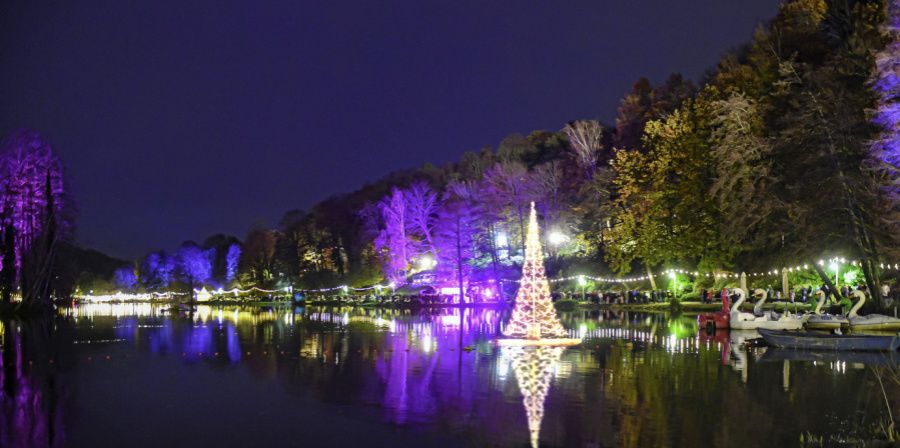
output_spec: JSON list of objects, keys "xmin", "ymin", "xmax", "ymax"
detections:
[{"xmin": 0, "ymin": 0, "xmax": 783, "ymax": 261}]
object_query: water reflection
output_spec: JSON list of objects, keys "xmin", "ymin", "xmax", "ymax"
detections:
[
  {"xmin": 506, "ymin": 346, "xmax": 565, "ymax": 448},
  {"xmin": 2, "ymin": 305, "xmax": 898, "ymax": 447},
  {"xmin": 0, "ymin": 317, "xmax": 68, "ymax": 448}
]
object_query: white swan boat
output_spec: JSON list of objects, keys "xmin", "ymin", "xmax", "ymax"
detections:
[
  {"xmin": 848, "ymin": 290, "xmax": 900, "ymax": 331},
  {"xmin": 805, "ymin": 290, "xmax": 849, "ymax": 330},
  {"xmin": 730, "ymin": 288, "xmax": 806, "ymax": 331}
]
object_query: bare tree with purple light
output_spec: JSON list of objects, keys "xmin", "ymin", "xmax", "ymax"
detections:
[
  {"xmin": 373, "ymin": 187, "xmax": 417, "ymax": 285},
  {"xmin": 434, "ymin": 180, "xmax": 479, "ymax": 303},
  {"xmin": 405, "ymin": 181, "xmax": 439, "ymax": 263}
]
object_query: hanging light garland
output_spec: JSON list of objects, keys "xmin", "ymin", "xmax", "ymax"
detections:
[{"xmin": 77, "ymin": 255, "xmax": 899, "ymax": 301}]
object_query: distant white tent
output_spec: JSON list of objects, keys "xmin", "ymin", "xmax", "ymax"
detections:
[{"xmin": 196, "ymin": 287, "xmax": 212, "ymax": 302}]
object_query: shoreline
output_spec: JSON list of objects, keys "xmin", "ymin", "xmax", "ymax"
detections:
[{"xmin": 49, "ymin": 299, "xmax": 818, "ymax": 314}]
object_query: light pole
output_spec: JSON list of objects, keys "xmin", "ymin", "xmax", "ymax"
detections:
[
  {"xmin": 831, "ymin": 262, "xmax": 839, "ymax": 297},
  {"xmin": 578, "ymin": 276, "xmax": 586, "ymax": 301},
  {"xmin": 669, "ymin": 272, "xmax": 677, "ymax": 299}
]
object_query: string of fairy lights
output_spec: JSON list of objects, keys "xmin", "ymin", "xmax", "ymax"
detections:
[
  {"xmin": 77, "ymin": 256, "xmax": 892, "ymax": 301},
  {"xmin": 502, "ymin": 256, "xmax": 892, "ymax": 284}
]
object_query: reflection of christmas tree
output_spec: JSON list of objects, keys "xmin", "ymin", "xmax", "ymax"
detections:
[
  {"xmin": 508, "ymin": 346, "xmax": 565, "ymax": 448},
  {"xmin": 503, "ymin": 203, "xmax": 567, "ymax": 339}
]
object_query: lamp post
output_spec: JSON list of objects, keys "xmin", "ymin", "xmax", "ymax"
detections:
[
  {"xmin": 578, "ymin": 276, "xmax": 586, "ymax": 301},
  {"xmin": 669, "ymin": 272, "xmax": 677, "ymax": 299},
  {"xmin": 831, "ymin": 261, "xmax": 839, "ymax": 296}
]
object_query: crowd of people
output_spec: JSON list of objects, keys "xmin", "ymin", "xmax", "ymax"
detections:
[{"xmin": 550, "ymin": 283, "xmax": 896, "ymax": 308}]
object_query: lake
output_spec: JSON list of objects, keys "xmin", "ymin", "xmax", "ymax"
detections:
[{"xmin": 1, "ymin": 304, "xmax": 896, "ymax": 447}]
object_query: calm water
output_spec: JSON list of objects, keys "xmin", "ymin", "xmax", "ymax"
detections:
[{"xmin": 1, "ymin": 304, "xmax": 898, "ymax": 447}]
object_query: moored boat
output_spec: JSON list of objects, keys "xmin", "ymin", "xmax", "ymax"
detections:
[
  {"xmin": 805, "ymin": 290, "xmax": 849, "ymax": 330},
  {"xmin": 757, "ymin": 328, "xmax": 900, "ymax": 351},
  {"xmin": 730, "ymin": 288, "xmax": 807, "ymax": 330},
  {"xmin": 698, "ymin": 289, "xmax": 731, "ymax": 329},
  {"xmin": 848, "ymin": 290, "xmax": 900, "ymax": 331},
  {"xmin": 758, "ymin": 347, "xmax": 900, "ymax": 366}
]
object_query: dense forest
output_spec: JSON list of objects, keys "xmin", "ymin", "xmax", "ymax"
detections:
[{"xmin": 6, "ymin": 0, "xmax": 900, "ymax": 309}]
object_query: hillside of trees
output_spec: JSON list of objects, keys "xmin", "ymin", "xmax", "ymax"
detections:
[{"xmin": 8, "ymin": 0, "xmax": 900, "ymax": 309}]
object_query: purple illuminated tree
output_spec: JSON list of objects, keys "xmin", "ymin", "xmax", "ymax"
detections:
[
  {"xmin": 405, "ymin": 181, "xmax": 439, "ymax": 262},
  {"xmin": 0, "ymin": 225, "xmax": 14, "ymax": 303},
  {"xmin": 0, "ymin": 129, "xmax": 70, "ymax": 306},
  {"xmin": 371, "ymin": 187, "xmax": 417, "ymax": 284},
  {"xmin": 434, "ymin": 180, "xmax": 479, "ymax": 303}
]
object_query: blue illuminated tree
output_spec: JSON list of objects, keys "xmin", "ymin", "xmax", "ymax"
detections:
[
  {"xmin": 113, "ymin": 265, "xmax": 138, "ymax": 291},
  {"xmin": 175, "ymin": 242, "xmax": 214, "ymax": 298},
  {"xmin": 226, "ymin": 243, "xmax": 240, "ymax": 284},
  {"xmin": 141, "ymin": 251, "xmax": 176, "ymax": 290},
  {"xmin": 870, "ymin": 0, "xmax": 900, "ymax": 201}
]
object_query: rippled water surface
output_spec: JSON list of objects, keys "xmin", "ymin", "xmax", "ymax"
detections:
[{"xmin": 1, "ymin": 304, "xmax": 897, "ymax": 447}]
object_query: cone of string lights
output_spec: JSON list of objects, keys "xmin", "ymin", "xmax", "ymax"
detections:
[{"xmin": 498, "ymin": 203, "xmax": 579, "ymax": 346}]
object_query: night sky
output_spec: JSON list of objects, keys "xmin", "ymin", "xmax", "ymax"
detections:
[{"xmin": 0, "ymin": 1, "xmax": 783, "ymax": 261}]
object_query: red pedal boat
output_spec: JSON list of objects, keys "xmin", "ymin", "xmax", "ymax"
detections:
[{"xmin": 699, "ymin": 289, "xmax": 731, "ymax": 329}]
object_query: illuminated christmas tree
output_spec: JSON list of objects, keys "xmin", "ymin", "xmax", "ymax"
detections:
[
  {"xmin": 508, "ymin": 346, "xmax": 565, "ymax": 448},
  {"xmin": 503, "ymin": 203, "xmax": 568, "ymax": 339}
]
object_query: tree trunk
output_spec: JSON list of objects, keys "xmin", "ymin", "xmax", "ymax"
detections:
[
  {"xmin": 456, "ymin": 215, "xmax": 465, "ymax": 304},
  {"xmin": 861, "ymin": 259, "xmax": 883, "ymax": 308},
  {"xmin": 516, "ymin": 203, "xmax": 526, "ymax": 256},
  {"xmin": 484, "ymin": 214, "xmax": 502, "ymax": 300},
  {"xmin": 811, "ymin": 259, "xmax": 842, "ymax": 301},
  {"xmin": 646, "ymin": 263, "xmax": 657, "ymax": 291}
]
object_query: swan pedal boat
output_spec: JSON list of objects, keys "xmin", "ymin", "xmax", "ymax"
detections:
[
  {"xmin": 801, "ymin": 290, "xmax": 848, "ymax": 330},
  {"xmin": 847, "ymin": 290, "xmax": 900, "ymax": 331},
  {"xmin": 729, "ymin": 288, "xmax": 808, "ymax": 331},
  {"xmin": 698, "ymin": 290, "xmax": 731, "ymax": 329},
  {"xmin": 757, "ymin": 328, "xmax": 900, "ymax": 351}
]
